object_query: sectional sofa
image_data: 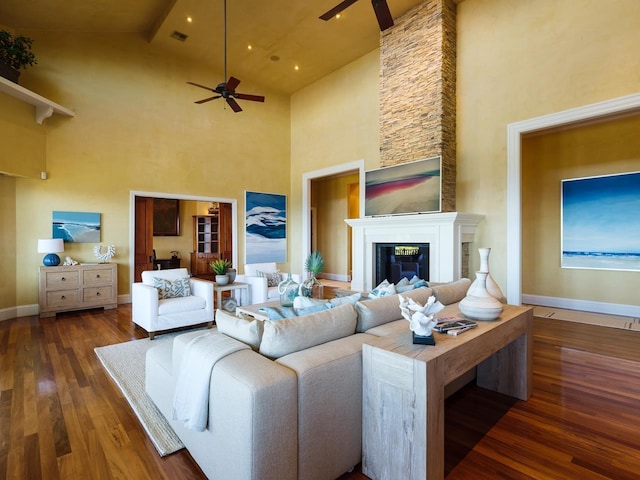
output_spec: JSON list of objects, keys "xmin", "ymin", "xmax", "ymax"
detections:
[{"xmin": 145, "ymin": 279, "xmax": 471, "ymax": 480}]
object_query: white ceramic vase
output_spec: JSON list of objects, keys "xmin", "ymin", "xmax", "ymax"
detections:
[
  {"xmin": 468, "ymin": 247, "xmax": 504, "ymax": 302},
  {"xmin": 459, "ymin": 271, "xmax": 504, "ymax": 321}
]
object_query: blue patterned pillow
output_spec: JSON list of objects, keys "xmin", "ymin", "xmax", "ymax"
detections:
[
  {"xmin": 153, "ymin": 276, "xmax": 191, "ymax": 299},
  {"xmin": 257, "ymin": 270, "xmax": 281, "ymax": 287}
]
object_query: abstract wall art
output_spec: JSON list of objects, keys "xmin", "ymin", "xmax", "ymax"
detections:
[
  {"xmin": 53, "ymin": 211, "xmax": 101, "ymax": 243},
  {"xmin": 245, "ymin": 191, "xmax": 286, "ymax": 264}
]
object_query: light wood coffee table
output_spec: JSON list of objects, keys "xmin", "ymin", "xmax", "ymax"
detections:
[{"xmin": 362, "ymin": 303, "xmax": 533, "ymax": 480}]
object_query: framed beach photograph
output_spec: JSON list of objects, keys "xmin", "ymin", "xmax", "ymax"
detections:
[
  {"xmin": 364, "ymin": 156, "xmax": 441, "ymax": 217},
  {"xmin": 153, "ymin": 198, "xmax": 180, "ymax": 236},
  {"xmin": 561, "ymin": 171, "xmax": 640, "ymax": 271},
  {"xmin": 52, "ymin": 211, "xmax": 101, "ymax": 243},
  {"xmin": 245, "ymin": 191, "xmax": 286, "ymax": 264}
]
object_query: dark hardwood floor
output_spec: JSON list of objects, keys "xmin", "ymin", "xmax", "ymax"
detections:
[{"xmin": 1, "ymin": 305, "xmax": 639, "ymax": 479}]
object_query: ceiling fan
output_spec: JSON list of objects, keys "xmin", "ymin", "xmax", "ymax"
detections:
[
  {"xmin": 187, "ymin": 0, "xmax": 265, "ymax": 113},
  {"xmin": 319, "ymin": 0, "xmax": 394, "ymax": 32}
]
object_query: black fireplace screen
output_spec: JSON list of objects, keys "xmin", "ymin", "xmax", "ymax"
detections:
[{"xmin": 374, "ymin": 243, "xmax": 429, "ymax": 285}]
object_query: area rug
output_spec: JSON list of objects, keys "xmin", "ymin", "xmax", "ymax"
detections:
[
  {"xmin": 95, "ymin": 333, "xmax": 186, "ymax": 456},
  {"xmin": 533, "ymin": 306, "xmax": 640, "ymax": 331}
]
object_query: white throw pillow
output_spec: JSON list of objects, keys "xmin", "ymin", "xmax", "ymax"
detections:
[{"xmin": 215, "ymin": 309, "xmax": 263, "ymax": 351}]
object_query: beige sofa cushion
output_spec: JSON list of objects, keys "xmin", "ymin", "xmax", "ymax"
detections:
[
  {"xmin": 430, "ymin": 278, "xmax": 471, "ymax": 305},
  {"xmin": 215, "ymin": 309, "xmax": 263, "ymax": 350},
  {"xmin": 259, "ymin": 303, "xmax": 358, "ymax": 359},
  {"xmin": 355, "ymin": 286, "xmax": 433, "ymax": 333}
]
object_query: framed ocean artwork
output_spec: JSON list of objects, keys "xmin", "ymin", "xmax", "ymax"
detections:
[
  {"xmin": 245, "ymin": 191, "xmax": 286, "ymax": 264},
  {"xmin": 364, "ymin": 156, "xmax": 441, "ymax": 216},
  {"xmin": 52, "ymin": 211, "xmax": 101, "ymax": 243},
  {"xmin": 561, "ymin": 171, "xmax": 640, "ymax": 271}
]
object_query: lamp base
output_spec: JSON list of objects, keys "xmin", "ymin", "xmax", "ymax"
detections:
[{"xmin": 43, "ymin": 253, "xmax": 61, "ymax": 266}]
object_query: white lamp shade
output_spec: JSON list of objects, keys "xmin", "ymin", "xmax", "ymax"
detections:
[{"xmin": 38, "ymin": 238, "xmax": 64, "ymax": 253}]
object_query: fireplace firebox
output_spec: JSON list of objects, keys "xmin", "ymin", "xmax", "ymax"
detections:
[{"xmin": 375, "ymin": 243, "xmax": 429, "ymax": 286}]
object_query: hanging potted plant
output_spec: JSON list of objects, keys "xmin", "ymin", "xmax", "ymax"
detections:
[
  {"xmin": 210, "ymin": 258, "xmax": 232, "ymax": 285},
  {"xmin": 0, "ymin": 30, "xmax": 37, "ymax": 84}
]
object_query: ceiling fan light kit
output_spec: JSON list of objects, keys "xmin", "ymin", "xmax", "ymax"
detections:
[
  {"xmin": 320, "ymin": 0, "xmax": 394, "ymax": 31},
  {"xmin": 187, "ymin": 0, "xmax": 265, "ymax": 113}
]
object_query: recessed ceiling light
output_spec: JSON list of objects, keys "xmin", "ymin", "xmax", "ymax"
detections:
[
  {"xmin": 336, "ymin": 13, "xmax": 342, "ymax": 19},
  {"xmin": 247, "ymin": 44, "xmax": 252, "ymax": 50},
  {"xmin": 294, "ymin": 65, "xmax": 299, "ymax": 71},
  {"xmin": 186, "ymin": 16, "xmax": 193, "ymax": 23}
]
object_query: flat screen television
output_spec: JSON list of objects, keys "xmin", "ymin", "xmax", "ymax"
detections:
[{"xmin": 364, "ymin": 156, "xmax": 441, "ymax": 217}]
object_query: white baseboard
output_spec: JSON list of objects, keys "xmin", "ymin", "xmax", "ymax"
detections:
[
  {"xmin": 522, "ymin": 294, "xmax": 639, "ymax": 318},
  {"xmin": 0, "ymin": 295, "xmax": 131, "ymax": 321},
  {"xmin": 318, "ymin": 272, "xmax": 351, "ymax": 282}
]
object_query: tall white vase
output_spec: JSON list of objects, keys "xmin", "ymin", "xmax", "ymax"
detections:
[
  {"xmin": 460, "ymin": 272, "xmax": 504, "ymax": 321},
  {"xmin": 468, "ymin": 247, "xmax": 505, "ymax": 302}
]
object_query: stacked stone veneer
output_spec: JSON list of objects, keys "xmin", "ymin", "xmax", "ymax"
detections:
[{"xmin": 379, "ymin": 0, "xmax": 457, "ymax": 212}]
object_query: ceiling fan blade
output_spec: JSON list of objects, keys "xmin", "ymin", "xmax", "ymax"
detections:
[
  {"xmin": 226, "ymin": 97, "xmax": 243, "ymax": 112},
  {"xmin": 372, "ymin": 0, "xmax": 394, "ymax": 31},
  {"xmin": 235, "ymin": 93, "xmax": 265, "ymax": 103},
  {"xmin": 319, "ymin": 0, "xmax": 359, "ymax": 20},
  {"xmin": 187, "ymin": 81, "xmax": 215, "ymax": 91},
  {"xmin": 195, "ymin": 96, "xmax": 221, "ymax": 104},
  {"xmin": 226, "ymin": 76, "xmax": 241, "ymax": 92}
]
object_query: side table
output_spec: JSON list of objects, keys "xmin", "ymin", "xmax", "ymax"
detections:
[{"xmin": 213, "ymin": 281, "xmax": 249, "ymax": 315}]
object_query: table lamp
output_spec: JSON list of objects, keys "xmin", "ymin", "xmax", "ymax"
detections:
[{"xmin": 38, "ymin": 238, "xmax": 64, "ymax": 266}]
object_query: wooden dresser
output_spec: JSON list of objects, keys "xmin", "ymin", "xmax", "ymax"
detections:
[{"xmin": 39, "ymin": 263, "xmax": 118, "ymax": 318}]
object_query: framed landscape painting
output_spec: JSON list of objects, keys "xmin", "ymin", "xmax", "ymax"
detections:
[
  {"xmin": 561, "ymin": 171, "xmax": 640, "ymax": 271},
  {"xmin": 53, "ymin": 211, "xmax": 101, "ymax": 243},
  {"xmin": 364, "ymin": 156, "xmax": 441, "ymax": 216},
  {"xmin": 245, "ymin": 191, "xmax": 286, "ymax": 264}
]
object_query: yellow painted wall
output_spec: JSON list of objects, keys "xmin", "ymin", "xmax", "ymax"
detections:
[
  {"xmin": 522, "ymin": 114, "xmax": 640, "ymax": 305},
  {"xmin": 290, "ymin": 49, "xmax": 381, "ymax": 273},
  {"xmin": 456, "ymin": 0, "xmax": 640, "ymax": 290},
  {"xmin": 0, "ymin": 175, "xmax": 17, "ymax": 309},
  {"xmin": 7, "ymin": 30, "xmax": 290, "ymax": 306},
  {"xmin": 311, "ymin": 173, "xmax": 359, "ymax": 279}
]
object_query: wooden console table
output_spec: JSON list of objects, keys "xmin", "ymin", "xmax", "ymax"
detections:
[{"xmin": 362, "ymin": 304, "xmax": 533, "ymax": 480}]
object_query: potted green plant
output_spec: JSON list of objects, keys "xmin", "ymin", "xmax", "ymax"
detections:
[
  {"xmin": 210, "ymin": 258, "xmax": 232, "ymax": 285},
  {"xmin": 0, "ymin": 30, "xmax": 37, "ymax": 84},
  {"xmin": 301, "ymin": 251, "xmax": 325, "ymax": 298}
]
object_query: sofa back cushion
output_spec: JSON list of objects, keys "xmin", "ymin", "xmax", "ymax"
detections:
[
  {"xmin": 430, "ymin": 278, "xmax": 471, "ymax": 305},
  {"xmin": 215, "ymin": 309, "xmax": 263, "ymax": 350},
  {"xmin": 355, "ymin": 286, "xmax": 433, "ymax": 333},
  {"xmin": 259, "ymin": 303, "xmax": 358, "ymax": 359}
]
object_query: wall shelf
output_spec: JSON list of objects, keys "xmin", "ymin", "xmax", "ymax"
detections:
[{"xmin": 0, "ymin": 76, "xmax": 75, "ymax": 124}]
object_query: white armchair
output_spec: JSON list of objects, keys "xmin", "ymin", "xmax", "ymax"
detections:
[
  {"xmin": 132, "ymin": 268, "xmax": 214, "ymax": 339},
  {"xmin": 236, "ymin": 263, "xmax": 301, "ymax": 305}
]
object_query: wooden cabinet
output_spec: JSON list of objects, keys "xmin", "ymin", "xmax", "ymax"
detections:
[
  {"xmin": 39, "ymin": 264, "xmax": 118, "ymax": 318},
  {"xmin": 190, "ymin": 204, "xmax": 233, "ymax": 277}
]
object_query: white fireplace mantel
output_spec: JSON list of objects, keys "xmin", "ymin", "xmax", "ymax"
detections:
[{"xmin": 345, "ymin": 212, "xmax": 484, "ymax": 291}]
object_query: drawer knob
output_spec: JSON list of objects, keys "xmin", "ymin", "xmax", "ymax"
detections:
[
  {"xmin": 61, "ymin": 277, "xmax": 66, "ymax": 281},
  {"xmin": 96, "ymin": 292, "xmax": 101, "ymax": 296},
  {"xmin": 96, "ymin": 274, "xmax": 101, "ymax": 278},
  {"xmin": 61, "ymin": 295, "xmax": 65, "ymax": 300}
]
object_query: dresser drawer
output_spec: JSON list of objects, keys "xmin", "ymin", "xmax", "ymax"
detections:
[
  {"xmin": 43, "ymin": 270, "xmax": 80, "ymax": 289},
  {"xmin": 45, "ymin": 289, "xmax": 81, "ymax": 308},
  {"xmin": 83, "ymin": 286, "xmax": 115, "ymax": 303},
  {"xmin": 83, "ymin": 267, "xmax": 113, "ymax": 286}
]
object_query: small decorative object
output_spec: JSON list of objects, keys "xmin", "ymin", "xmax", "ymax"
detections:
[
  {"xmin": 221, "ymin": 297, "xmax": 237, "ymax": 312},
  {"xmin": 93, "ymin": 244, "xmax": 116, "ymax": 263},
  {"xmin": 226, "ymin": 267, "xmax": 236, "ymax": 284},
  {"xmin": 208, "ymin": 202, "xmax": 219, "ymax": 214},
  {"xmin": 63, "ymin": 256, "xmax": 78, "ymax": 266},
  {"xmin": 459, "ymin": 271, "xmax": 504, "ymax": 321},
  {"xmin": 37, "ymin": 238, "xmax": 64, "ymax": 266},
  {"xmin": 171, "ymin": 250, "xmax": 179, "ymax": 259},
  {"xmin": 467, "ymin": 247, "xmax": 504, "ymax": 302},
  {"xmin": 278, "ymin": 273, "xmax": 299, "ymax": 307},
  {"xmin": 0, "ymin": 30, "xmax": 37, "ymax": 84},
  {"xmin": 210, "ymin": 258, "xmax": 232, "ymax": 285},
  {"xmin": 300, "ymin": 250, "xmax": 325, "ymax": 298},
  {"xmin": 399, "ymin": 294, "xmax": 445, "ymax": 345}
]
